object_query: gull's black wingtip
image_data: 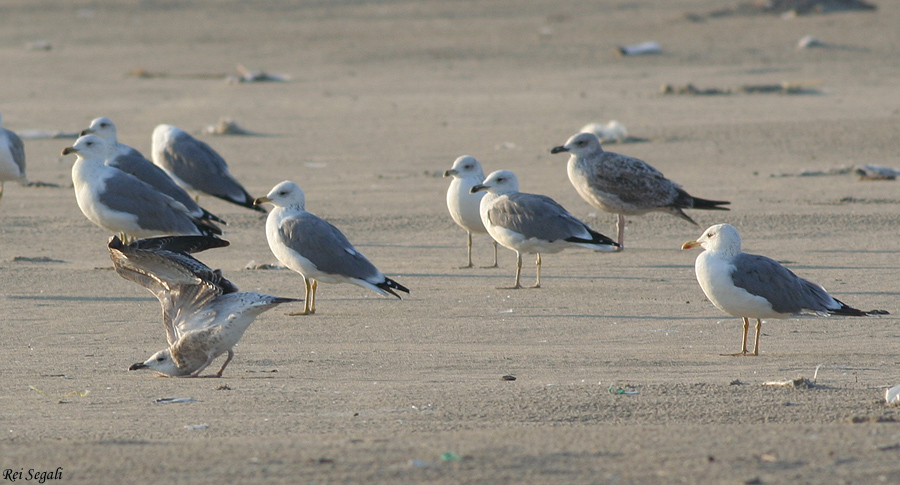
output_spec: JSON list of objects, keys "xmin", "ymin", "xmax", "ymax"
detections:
[{"xmin": 116, "ymin": 235, "xmax": 231, "ymax": 254}]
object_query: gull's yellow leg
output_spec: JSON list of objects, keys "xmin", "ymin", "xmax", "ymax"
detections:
[
  {"xmin": 750, "ymin": 318, "xmax": 762, "ymax": 356},
  {"xmin": 288, "ymin": 277, "xmax": 314, "ymax": 315},
  {"xmin": 499, "ymin": 252, "xmax": 523, "ymax": 289},
  {"xmin": 722, "ymin": 317, "xmax": 754, "ymax": 356}
]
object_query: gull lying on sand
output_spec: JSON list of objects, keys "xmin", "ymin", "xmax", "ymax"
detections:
[
  {"xmin": 151, "ymin": 124, "xmax": 265, "ymax": 213},
  {"xmin": 82, "ymin": 117, "xmax": 224, "ymax": 225},
  {"xmin": 110, "ymin": 235, "xmax": 298, "ymax": 377},
  {"xmin": 444, "ymin": 155, "xmax": 498, "ymax": 268},
  {"xmin": 682, "ymin": 223, "xmax": 886, "ymax": 356},
  {"xmin": 471, "ymin": 170, "xmax": 619, "ymax": 289},
  {"xmin": 255, "ymin": 180, "xmax": 409, "ymax": 315},
  {"xmin": 552, "ymin": 132, "xmax": 729, "ymax": 249},
  {"xmin": 63, "ymin": 135, "xmax": 222, "ymax": 240}
]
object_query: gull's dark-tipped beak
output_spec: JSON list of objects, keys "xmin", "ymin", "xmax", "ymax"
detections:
[
  {"xmin": 80, "ymin": 129, "xmax": 94, "ymax": 136},
  {"xmin": 550, "ymin": 145, "xmax": 568, "ymax": 154},
  {"xmin": 129, "ymin": 362, "xmax": 148, "ymax": 371},
  {"xmin": 61, "ymin": 147, "xmax": 77, "ymax": 156},
  {"xmin": 443, "ymin": 169, "xmax": 456, "ymax": 178},
  {"xmin": 253, "ymin": 196, "xmax": 272, "ymax": 206},
  {"xmin": 470, "ymin": 184, "xmax": 488, "ymax": 194}
]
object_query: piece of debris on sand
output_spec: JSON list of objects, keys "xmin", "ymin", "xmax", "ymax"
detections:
[
  {"xmin": 17, "ymin": 129, "xmax": 79, "ymax": 140},
  {"xmin": 661, "ymin": 81, "xmax": 821, "ymax": 96},
  {"xmin": 202, "ymin": 118, "xmax": 257, "ymax": 136},
  {"xmin": 226, "ymin": 64, "xmax": 289, "ymax": 84},
  {"xmin": 244, "ymin": 260, "xmax": 284, "ymax": 270},
  {"xmin": 703, "ymin": 0, "xmax": 876, "ymax": 18},
  {"xmin": 770, "ymin": 165, "xmax": 900, "ymax": 180},
  {"xmin": 854, "ymin": 165, "xmax": 900, "ymax": 180},
  {"xmin": 762, "ymin": 377, "xmax": 817, "ymax": 388},
  {"xmin": 579, "ymin": 121, "xmax": 648, "ymax": 144}
]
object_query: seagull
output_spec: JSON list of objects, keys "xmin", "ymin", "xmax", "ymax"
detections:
[
  {"xmin": 551, "ymin": 132, "xmax": 729, "ymax": 249},
  {"xmin": 0, "ymin": 112, "xmax": 28, "ymax": 205},
  {"xmin": 682, "ymin": 223, "xmax": 886, "ymax": 356},
  {"xmin": 110, "ymin": 235, "xmax": 299, "ymax": 377},
  {"xmin": 471, "ymin": 170, "xmax": 619, "ymax": 289},
  {"xmin": 81, "ymin": 116, "xmax": 144, "ymax": 158},
  {"xmin": 63, "ymin": 135, "xmax": 223, "ymax": 240},
  {"xmin": 82, "ymin": 117, "xmax": 225, "ymax": 225},
  {"xmin": 254, "ymin": 180, "xmax": 409, "ymax": 315},
  {"xmin": 443, "ymin": 155, "xmax": 498, "ymax": 268},
  {"xmin": 151, "ymin": 124, "xmax": 265, "ymax": 213}
]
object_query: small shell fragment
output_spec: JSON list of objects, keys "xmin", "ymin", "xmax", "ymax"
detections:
[
  {"xmin": 616, "ymin": 41, "xmax": 661, "ymax": 56},
  {"xmin": 885, "ymin": 385, "xmax": 900, "ymax": 406}
]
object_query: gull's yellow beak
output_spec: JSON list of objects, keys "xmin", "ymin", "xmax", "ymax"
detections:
[
  {"xmin": 61, "ymin": 147, "xmax": 77, "ymax": 156},
  {"xmin": 681, "ymin": 240, "xmax": 701, "ymax": 250},
  {"xmin": 253, "ymin": 196, "xmax": 272, "ymax": 206}
]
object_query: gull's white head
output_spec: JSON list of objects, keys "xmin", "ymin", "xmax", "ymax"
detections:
[
  {"xmin": 443, "ymin": 155, "xmax": 484, "ymax": 180},
  {"xmin": 129, "ymin": 348, "xmax": 184, "ymax": 377},
  {"xmin": 682, "ymin": 223, "xmax": 742, "ymax": 255},
  {"xmin": 61, "ymin": 134, "xmax": 108, "ymax": 160},
  {"xmin": 470, "ymin": 169, "xmax": 519, "ymax": 195},
  {"xmin": 254, "ymin": 180, "xmax": 305, "ymax": 210},
  {"xmin": 151, "ymin": 124, "xmax": 181, "ymax": 145},
  {"xmin": 82, "ymin": 117, "xmax": 118, "ymax": 142},
  {"xmin": 550, "ymin": 132, "xmax": 603, "ymax": 158}
]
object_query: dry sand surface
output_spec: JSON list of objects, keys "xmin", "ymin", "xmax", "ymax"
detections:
[{"xmin": 2, "ymin": 0, "xmax": 900, "ymax": 483}]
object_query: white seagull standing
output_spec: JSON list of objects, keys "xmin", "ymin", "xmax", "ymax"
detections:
[
  {"xmin": 682, "ymin": 223, "xmax": 886, "ymax": 356},
  {"xmin": 110, "ymin": 235, "xmax": 299, "ymax": 377},
  {"xmin": 255, "ymin": 180, "xmax": 410, "ymax": 315},
  {"xmin": 551, "ymin": 132, "xmax": 729, "ymax": 249},
  {"xmin": 471, "ymin": 170, "xmax": 619, "ymax": 289},
  {"xmin": 63, "ymin": 135, "xmax": 222, "ymax": 240},
  {"xmin": 443, "ymin": 155, "xmax": 498, "ymax": 268},
  {"xmin": 82, "ymin": 117, "xmax": 224, "ymax": 225},
  {"xmin": 151, "ymin": 124, "xmax": 265, "ymax": 213},
  {"xmin": 0, "ymin": 112, "xmax": 28, "ymax": 205}
]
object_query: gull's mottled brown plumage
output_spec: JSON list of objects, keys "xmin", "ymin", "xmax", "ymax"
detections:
[
  {"xmin": 110, "ymin": 235, "xmax": 298, "ymax": 377},
  {"xmin": 552, "ymin": 132, "xmax": 729, "ymax": 248}
]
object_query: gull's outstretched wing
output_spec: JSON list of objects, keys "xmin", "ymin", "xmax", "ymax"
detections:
[{"xmin": 108, "ymin": 235, "xmax": 235, "ymax": 344}]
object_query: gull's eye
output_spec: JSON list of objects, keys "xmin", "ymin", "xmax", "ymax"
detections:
[
  {"xmin": 279, "ymin": 190, "xmax": 288, "ymax": 196},
  {"xmin": 101, "ymin": 122, "xmax": 109, "ymax": 128},
  {"xmin": 707, "ymin": 232, "xmax": 714, "ymax": 238},
  {"xmin": 156, "ymin": 356, "xmax": 165, "ymax": 362}
]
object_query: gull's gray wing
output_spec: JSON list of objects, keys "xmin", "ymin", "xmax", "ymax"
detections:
[
  {"xmin": 108, "ymin": 235, "xmax": 234, "ymax": 345},
  {"xmin": 160, "ymin": 131, "xmax": 260, "ymax": 210},
  {"xmin": 279, "ymin": 212, "xmax": 381, "ymax": 281},
  {"xmin": 4, "ymin": 128, "xmax": 25, "ymax": 175},
  {"xmin": 98, "ymin": 170, "xmax": 221, "ymax": 236},
  {"xmin": 730, "ymin": 253, "xmax": 837, "ymax": 314},
  {"xmin": 116, "ymin": 143, "xmax": 144, "ymax": 160},
  {"xmin": 107, "ymin": 152, "xmax": 223, "ymax": 223},
  {"xmin": 487, "ymin": 192, "xmax": 592, "ymax": 242},
  {"xmin": 582, "ymin": 151, "xmax": 680, "ymax": 208}
]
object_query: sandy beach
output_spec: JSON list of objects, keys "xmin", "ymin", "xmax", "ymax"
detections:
[{"xmin": 2, "ymin": 0, "xmax": 900, "ymax": 482}]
